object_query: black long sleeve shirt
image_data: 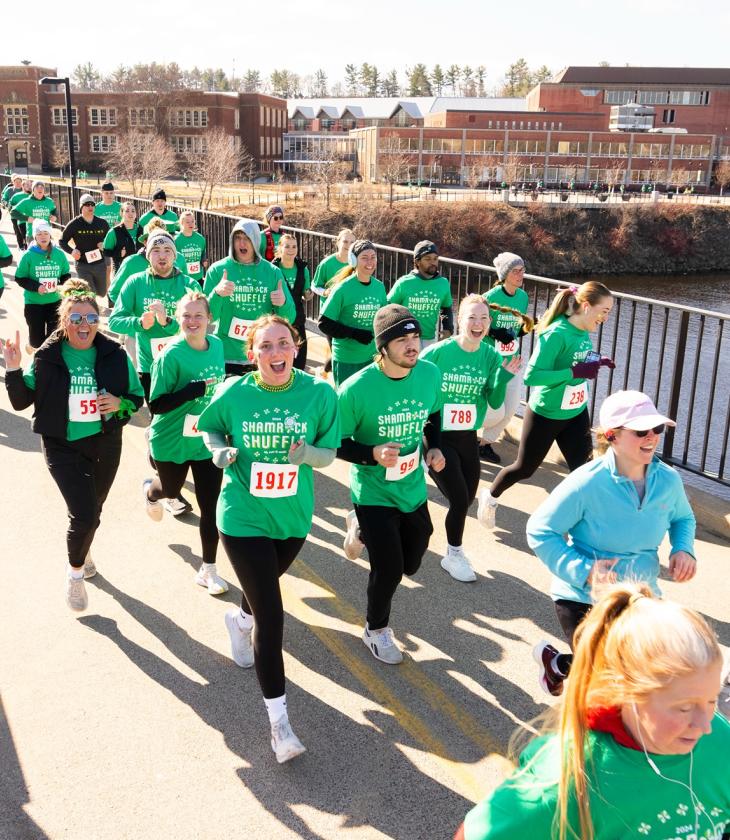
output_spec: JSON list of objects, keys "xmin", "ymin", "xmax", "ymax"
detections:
[{"xmin": 59, "ymin": 215, "xmax": 110, "ymax": 264}]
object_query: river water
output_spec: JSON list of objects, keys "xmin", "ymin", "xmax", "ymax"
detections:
[{"xmin": 592, "ymin": 273, "xmax": 730, "ymax": 315}]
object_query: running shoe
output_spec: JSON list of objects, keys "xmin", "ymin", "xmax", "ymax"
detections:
[
  {"xmin": 533, "ymin": 640, "xmax": 566, "ymax": 697},
  {"xmin": 362, "ymin": 624, "xmax": 403, "ymax": 665},
  {"xmin": 440, "ymin": 549, "xmax": 477, "ymax": 583},
  {"xmin": 224, "ymin": 610, "xmax": 254, "ymax": 668},
  {"xmin": 343, "ymin": 510, "xmax": 365, "ymax": 561},
  {"xmin": 83, "ymin": 552, "xmax": 97, "ymax": 579},
  {"xmin": 162, "ymin": 494, "xmax": 193, "ymax": 516},
  {"xmin": 142, "ymin": 479, "xmax": 163, "ymax": 521},
  {"xmin": 477, "ymin": 488, "xmax": 498, "ymax": 530},
  {"xmin": 478, "ymin": 442, "xmax": 501, "ymax": 464},
  {"xmin": 270, "ymin": 715, "xmax": 306, "ymax": 764},
  {"xmin": 195, "ymin": 564, "xmax": 229, "ymax": 596},
  {"xmin": 66, "ymin": 572, "xmax": 88, "ymax": 611}
]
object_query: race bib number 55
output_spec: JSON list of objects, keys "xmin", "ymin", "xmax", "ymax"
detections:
[
  {"xmin": 69, "ymin": 392, "xmax": 99, "ymax": 422},
  {"xmin": 250, "ymin": 462, "xmax": 299, "ymax": 497}
]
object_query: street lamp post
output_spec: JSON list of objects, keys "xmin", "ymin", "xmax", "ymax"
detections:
[{"xmin": 39, "ymin": 76, "xmax": 77, "ymax": 215}]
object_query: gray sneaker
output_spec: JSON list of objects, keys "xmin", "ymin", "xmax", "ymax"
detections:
[
  {"xmin": 362, "ymin": 624, "xmax": 403, "ymax": 664},
  {"xmin": 143, "ymin": 479, "xmax": 163, "ymax": 522},
  {"xmin": 224, "ymin": 610, "xmax": 254, "ymax": 668},
  {"xmin": 270, "ymin": 715, "xmax": 306, "ymax": 764},
  {"xmin": 66, "ymin": 573, "xmax": 88, "ymax": 611}
]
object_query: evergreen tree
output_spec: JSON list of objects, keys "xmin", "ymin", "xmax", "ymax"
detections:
[
  {"xmin": 72, "ymin": 62, "xmax": 101, "ymax": 91},
  {"xmin": 242, "ymin": 69, "xmax": 262, "ymax": 92},
  {"xmin": 344, "ymin": 64, "xmax": 360, "ymax": 95},
  {"xmin": 476, "ymin": 65, "xmax": 487, "ymax": 97},
  {"xmin": 445, "ymin": 64, "xmax": 460, "ymax": 95},
  {"xmin": 431, "ymin": 64, "xmax": 445, "ymax": 95},
  {"xmin": 380, "ymin": 69, "xmax": 400, "ymax": 97},
  {"xmin": 406, "ymin": 63, "xmax": 432, "ymax": 96}
]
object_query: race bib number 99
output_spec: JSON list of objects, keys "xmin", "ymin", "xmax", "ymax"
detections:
[
  {"xmin": 228, "ymin": 317, "xmax": 253, "ymax": 341},
  {"xmin": 69, "ymin": 392, "xmax": 99, "ymax": 422},
  {"xmin": 561, "ymin": 382, "xmax": 588, "ymax": 411},
  {"xmin": 250, "ymin": 462, "xmax": 299, "ymax": 497},
  {"xmin": 385, "ymin": 452, "xmax": 421, "ymax": 481},
  {"xmin": 442, "ymin": 403, "xmax": 477, "ymax": 431}
]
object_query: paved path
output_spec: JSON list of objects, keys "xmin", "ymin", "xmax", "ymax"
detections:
[{"xmin": 0, "ymin": 218, "xmax": 727, "ymax": 840}]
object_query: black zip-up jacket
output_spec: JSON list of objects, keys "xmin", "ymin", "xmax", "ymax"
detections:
[
  {"xmin": 103, "ymin": 222, "xmax": 142, "ymax": 272},
  {"xmin": 5, "ymin": 331, "xmax": 142, "ymax": 438},
  {"xmin": 272, "ymin": 256, "xmax": 307, "ymax": 322},
  {"xmin": 59, "ymin": 215, "xmax": 110, "ymax": 264}
]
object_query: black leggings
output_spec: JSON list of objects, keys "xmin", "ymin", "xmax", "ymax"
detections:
[
  {"xmin": 25, "ymin": 301, "xmax": 60, "ymax": 349},
  {"xmin": 148, "ymin": 458, "xmax": 222, "ymax": 564},
  {"xmin": 42, "ymin": 429, "xmax": 123, "ymax": 567},
  {"xmin": 12, "ymin": 219, "xmax": 26, "ymax": 249},
  {"xmin": 219, "ymin": 533, "xmax": 305, "ymax": 698},
  {"xmin": 553, "ymin": 598, "xmax": 592, "ymax": 675},
  {"xmin": 355, "ymin": 502, "xmax": 433, "ymax": 630},
  {"xmin": 430, "ymin": 430, "xmax": 480, "ymax": 546},
  {"xmin": 293, "ymin": 314, "xmax": 307, "ymax": 371},
  {"xmin": 491, "ymin": 406, "xmax": 592, "ymax": 498}
]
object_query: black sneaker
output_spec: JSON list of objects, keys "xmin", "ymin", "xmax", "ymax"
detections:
[
  {"xmin": 533, "ymin": 641, "xmax": 566, "ymax": 697},
  {"xmin": 478, "ymin": 442, "xmax": 501, "ymax": 464}
]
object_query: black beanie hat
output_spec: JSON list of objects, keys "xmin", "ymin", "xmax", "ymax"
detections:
[
  {"xmin": 152, "ymin": 188, "xmax": 167, "ymax": 201},
  {"xmin": 414, "ymin": 240, "xmax": 438, "ymax": 260},
  {"xmin": 101, "ymin": 182, "xmax": 114, "ymax": 192},
  {"xmin": 374, "ymin": 304, "xmax": 421, "ymax": 351}
]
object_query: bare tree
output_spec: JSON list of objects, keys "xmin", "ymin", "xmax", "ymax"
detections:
[
  {"xmin": 604, "ymin": 158, "xmax": 627, "ymax": 193},
  {"xmin": 104, "ymin": 130, "xmax": 178, "ymax": 197},
  {"xmin": 463, "ymin": 158, "xmax": 484, "ymax": 190},
  {"xmin": 714, "ymin": 160, "xmax": 730, "ymax": 196},
  {"xmin": 51, "ymin": 141, "xmax": 71, "ymax": 178},
  {"xmin": 501, "ymin": 153, "xmax": 523, "ymax": 187},
  {"xmin": 184, "ymin": 128, "xmax": 246, "ymax": 210},
  {"xmin": 378, "ymin": 136, "xmax": 413, "ymax": 205},
  {"xmin": 647, "ymin": 158, "xmax": 667, "ymax": 189},
  {"xmin": 299, "ymin": 145, "xmax": 350, "ymax": 210},
  {"xmin": 668, "ymin": 165, "xmax": 689, "ymax": 192},
  {"xmin": 482, "ymin": 154, "xmax": 502, "ymax": 189}
]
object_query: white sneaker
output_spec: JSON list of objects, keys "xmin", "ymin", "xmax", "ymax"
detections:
[
  {"xmin": 66, "ymin": 572, "xmax": 88, "ymax": 611},
  {"xmin": 477, "ymin": 488, "xmax": 498, "ymax": 530},
  {"xmin": 83, "ymin": 552, "xmax": 97, "ymax": 579},
  {"xmin": 343, "ymin": 510, "xmax": 364, "ymax": 560},
  {"xmin": 142, "ymin": 479, "xmax": 163, "ymax": 522},
  {"xmin": 440, "ymin": 549, "xmax": 477, "ymax": 582},
  {"xmin": 270, "ymin": 715, "xmax": 306, "ymax": 764},
  {"xmin": 195, "ymin": 564, "xmax": 229, "ymax": 595},
  {"xmin": 162, "ymin": 495, "xmax": 193, "ymax": 516},
  {"xmin": 362, "ymin": 624, "xmax": 403, "ymax": 664},
  {"xmin": 224, "ymin": 610, "xmax": 254, "ymax": 668}
]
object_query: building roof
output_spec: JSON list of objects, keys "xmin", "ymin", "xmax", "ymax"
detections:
[
  {"xmin": 288, "ymin": 96, "xmax": 525, "ymax": 120},
  {"xmin": 552, "ymin": 66, "xmax": 730, "ymax": 86}
]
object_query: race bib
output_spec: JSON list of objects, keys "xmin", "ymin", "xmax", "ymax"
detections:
[
  {"xmin": 561, "ymin": 382, "xmax": 588, "ymax": 411},
  {"xmin": 228, "ymin": 317, "xmax": 253, "ymax": 341},
  {"xmin": 183, "ymin": 414, "xmax": 202, "ymax": 437},
  {"xmin": 186, "ymin": 261, "xmax": 201, "ymax": 275},
  {"xmin": 443, "ymin": 403, "xmax": 477, "ymax": 431},
  {"xmin": 85, "ymin": 249, "xmax": 102, "ymax": 263},
  {"xmin": 385, "ymin": 452, "xmax": 421, "ymax": 481},
  {"xmin": 150, "ymin": 336, "xmax": 173, "ymax": 360},
  {"xmin": 496, "ymin": 339, "xmax": 517, "ymax": 356},
  {"xmin": 250, "ymin": 462, "xmax": 299, "ymax": 498},
  {"xmin": 69, "ymin": 392, "xmax": 99, "ymax": 422},
  {"xmin": 41, "ymin": 279, "xmax": 58, "ymax": 292}
]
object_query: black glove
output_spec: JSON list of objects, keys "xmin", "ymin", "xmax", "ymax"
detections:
[
  {"xmin": 351, "ymin": 328, "xmax": 374, "ymax": 345},
  {"xmin": 571, "ymin": 361, "xmax": 601, "ymax": 380},
  {"xmin": 489, "ymin": 327, "xmax": 515, "ymax": 344}
]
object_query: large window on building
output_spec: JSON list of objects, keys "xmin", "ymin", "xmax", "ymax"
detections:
[
  {"xmin": 89, "ymin": 107, "xmax": 117, "ymax": 126},
  {"xmin": 555, "ymin": 140, "xmax": 587, "ymax": 155},
  {"xmin": 592, "ymin": 141, "xmax": 629, "ymax": 157},
  {"xmin": 170, "ymin": 109, "xmax": 208, "ymax": 128},
  {"xmin": 5, "ymin": 106, "xmax": 29, "ymax": 135},
  {"xmin": 53, "ymin": 133, "xmax": 80, "ymax": 152},
  {"xmin": 51, "ymin": 106, "xmax": 78, "ymax": 126},
  {"xmin": 508, "ymin": 139, "xmax": 547, "ymax": 154},
  {"xmin": 637, "ymin": 90, "xmax": 669, "ymax": 105},
  {"xmin": 604, "ymin": 90, "xmax": 636, "ymax": 105},
  {"xmin": 171, "ymin": 135, "xmax": 208, "ymax": 154},
  {"xmin": 90, "ymin": 134, "xmax": 118, "ymax": 153},
  {"xmin": 668, "ymin": 90, "xmax": 710, "ymax": 105},
  {"xmin": 129, "ymin": 108, "xmax": 155, "ymax": 127}
]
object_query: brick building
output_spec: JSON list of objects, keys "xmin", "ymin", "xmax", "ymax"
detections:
[{"xmin": 0, "ymin": 65, "xmax": 286, "ymax": 175}]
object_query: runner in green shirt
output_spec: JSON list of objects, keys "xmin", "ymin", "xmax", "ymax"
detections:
[
  {"xmin": 0, "ymin": 235, "xmax": 12, "ymax": 298},
  {"xmin": 421, "ymin": 295, "xmax": 520, "ymax": 582},
  {"xmin": 103, "ymin": 201, "xmax": 142, "ymax": 276},
  {"xmin": 1, "ymin": 173, "xmax": 22, "ymax": 207},
  {"xmin": 259, "ymin": 204, "xmax": 284, "ymax": 261},
  {"xmin": 15, "ymin": 181, "xmax": 57, "ymax": 242},
  {"xmin": 145, "ymin": 292, "xmax": 228, "ymax": 595},
  {"xmin": 94, "ymin": 182, "xmax": 123, "ymax": 227},
  {"xmin": 479, "ymin": 252, "xmax": 534, "ymax": 464},
  {"xmin": 174, "ymin": 210, "xmax": 208, "ymax": 282},
  {"xmin": 386, "ymin": 240, "xmax": 453, "ymax": 344},
  {"xmin": 318, "ymin": 239, "xmax": 387, "ymax": 387},
  {"xmin": 484, "ymin": 281, "xmax": 615, "ymax": 529},
  {"xmin": 271, "ymin": 233, "xmax": 312, "ymax": 370},
  {"xmin": 203, "ymin": 219, "xmax": 295, "ymax": 375},
  {"xmin": 138, "ymin": 188, "xmax": 180, "ymax": 237},
  {"xmin": 337, "ymin": 304, "xmax": 444, "ymax": 665},
  {"xmin": 8, "ymin": 179, "xmax": 32, "ymax": 249},
  {"xmin": 14, "ymin": 219, "xmax": 70, "ymax": 350},
  {"xmin": 197, "ymin": 314, "xmax": 339, "ymax": 764}
]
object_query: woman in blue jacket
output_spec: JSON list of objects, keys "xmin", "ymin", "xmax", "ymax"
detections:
[{"xmin": 527, "ymin": 390, "xmax": 696, "ymax": 697}]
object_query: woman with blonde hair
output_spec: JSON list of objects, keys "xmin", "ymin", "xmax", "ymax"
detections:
[
  {"xmin": 272, "ymin": 233, "xmax": 313, "ymax": 370},
  {"xmin": 455, "ymin": 583, "xmax": 730, "ymax": 840},
  {"xmin": 479, "ymin": 281, "xmax": 615, "ymax": 529}
]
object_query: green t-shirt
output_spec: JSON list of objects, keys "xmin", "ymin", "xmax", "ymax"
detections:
[
  {"xmin": 203, "ymin": 257, "xmax": 296, "ymax": 363},
  {"xmin": 0, "ymin": 236, "xmax": 11, "ymax": 288},
  {"xmin": 9, "ymin": 190, "xmax": 31, "ymax": 220},
  {"xmin": 320, "ymin": 276, "xmax": 387, "ymax": 363},
  {"xmin": 2, "ymin": 185, "xmax": 21, "ymax": 207},
  {"xmin": 197, "ymin": 370, "xmax": 340, "ymax": 538},
  {"xmin": 15, "ymin": 247, "xmax": 69, "ymax": 305},
  {"xmin": 260, "ymin": 229, "xmax": 282, "ymax": 261},
  {"xmin": 15, "ymin": 196, "xmax": 57, "ymax": 234},
  {"xmin": 21, "ymin": 344, "xmax": 142, "ymax": 441},
  {"xmin": 484, "ymin": 284, "xmax": 530, "ymax": 361},
  {"xmin": 149, "ymin": 334, "xmax": 226, "ymax": 463},
  {"xmin": 463, "ymin": 714, "xmax": 730, "ymax": 840},
  {"xmin": 525, "ymin": 316, "xmax": 595, "ymax": 420},
  {"xmin": 387, "ymin": 271, "xmax": 453, "ymax": 340},
  {"xmin": 108, "ymin": 268, "xmax": 202, "ymax": 373},
  {"xmin": 277, "ymin": 262, "xmax": 311, "ymax": 297},
  {"xmin": 174, "ymin": 231, "xmax": 207, "ymax": 281},
  {"xmin": 103, "ymin": 224, "xmax": 142, "ymax": 257},
  {"xmin": 108, "ymin": 251, "xmax": 188, "ymax": 304},
  {"xmin": 338, "ymin": 360, "xmax": 442, "ymax": 512},
  {"xmin": 420, "ymin": 337, "xmax": 511, "ymax": 430},
  {"xmin": 138, "ymin": 208, "xmax": 180, "ymax": 237},
  {"xmin": 94, "ymin": 201, "xmax": 123, "ymax": 228},
  {"xmin": 312, "ymin": 252, "xmax": 348, "ymax": 291}
]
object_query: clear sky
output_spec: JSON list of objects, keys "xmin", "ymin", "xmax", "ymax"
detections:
[{"xmin": 12, "ymin": 0, "xmax": 730, "ymax": 92}]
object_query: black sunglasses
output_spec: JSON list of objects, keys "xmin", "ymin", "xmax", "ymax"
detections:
[
  {"xmin": 68, "ymin": 312, "xmax": 100, "ymax": 326},
  {"xmin": 271, "ymin": 214, "xmax": 284, "ymax": 221},
  {"xmin": 627, "ymin": 424, "xmax": 666, "ymax": 437}
]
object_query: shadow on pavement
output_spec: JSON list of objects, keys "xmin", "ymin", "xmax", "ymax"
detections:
[{"xmin": 0, "ymin": 408, "xmax": 38, "ymax": 453}]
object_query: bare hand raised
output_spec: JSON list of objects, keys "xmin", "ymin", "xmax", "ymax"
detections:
[{"xmin": 1, "ymin": 331, "xmax": 22, "ymax": 370}]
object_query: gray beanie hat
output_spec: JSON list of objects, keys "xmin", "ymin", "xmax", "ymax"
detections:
[
  {"xmin": 373, "ymin": 304, "xmax": 421, "ymax": 351},
  {"xmin": 493, "ymin": 252, "xmax": 524, "ymax": 282},
  {"xmin": 145, "ymin": 232, "xmax": 177, "ymax": 256}
]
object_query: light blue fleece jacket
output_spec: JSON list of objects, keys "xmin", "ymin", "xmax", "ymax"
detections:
[{"xmin": 526, "ymin": 450, "xmax": 695, "ymax": 605}]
